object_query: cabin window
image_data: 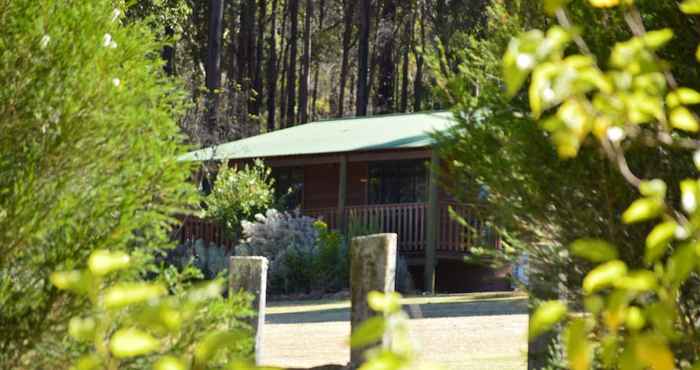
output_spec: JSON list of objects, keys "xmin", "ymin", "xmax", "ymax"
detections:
[
  {"xmin": 272, "ymin": 166, "xmax": 304, "ymax": 210},
  {"xmin": 368, "ymin": 159, "xmax": 427, "ymax": 204}
]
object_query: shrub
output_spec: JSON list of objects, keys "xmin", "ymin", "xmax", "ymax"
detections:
[
  {"xmin": 162, "ymin": 239, "xmax": 233, "ymax": 280},
  {"xmin": 236, "ymin": 210, "xmax": 348, "ymax": 294},
  {"xmin": 49, "ymin": 249, "xmax": 254, "ymax": 370},
  {"xmin": 506, "ymin": 0, "xmax": 700, "ymax": 368},
  {"xmin": 205, "ymin": 160, "xmax": 275, "ymax": 238},
  {"xmin": 0, "ymin": 0, "xmax": 199, "ymax": 366}
]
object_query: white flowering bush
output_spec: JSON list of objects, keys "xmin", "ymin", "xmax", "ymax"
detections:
[{"xmin": 237, "ymin": 209, "xmax": 347, "ymax": 294}]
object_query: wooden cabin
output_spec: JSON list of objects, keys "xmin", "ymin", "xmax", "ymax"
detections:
[{"xmin": 180, "ymin": 112, "xmax": 510, "ymax": 293}]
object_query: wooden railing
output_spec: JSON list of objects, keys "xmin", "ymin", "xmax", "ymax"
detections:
[
  {"xmin": 178, "ymin": 202, "xmax": 499, "ymax": 256},
  {"xmin": 345, "ymin": 203, "xmax": 427, "ymax": 254},
  {"xmin": 175, "ymin": 216, "xmax": 236, "ymax": 249}
]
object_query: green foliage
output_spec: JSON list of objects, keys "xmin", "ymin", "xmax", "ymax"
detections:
[
  {"xmin": 508, "ymin": 0, "xmax": 700, "ymax": 367},
  {"xmin": 0, "ymin": 0, "xmax": 200, "ymax": 366},
  {"xmin": 50, "ymin": 249, "xmax": 255, "ymax": 370},
  {"xmin": 350, "ymin": 291, "xmax": 443, "ymax": 370},
  {"xmin": 206, "ymin": 160, "xmax": 275, "ymax": 238}
]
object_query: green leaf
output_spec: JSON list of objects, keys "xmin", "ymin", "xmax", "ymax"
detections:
[
  {"xmin": 350, "ymin": 316, "xmax": 386, "ymax": 348},
  {"xmin": 589, "ymin": 0, "xmax": 620, "ymax": 7},
  {"xmin": 367, "ymin": 291, "xmax": 402, "ymax": 314},
  {"xmin": 667, "ymin": 88, "xmax": 700, "ymax": 108},
  {"xmin": 642, "ymin": 29, "xmax": 674, "ymax": 50},
  {"xmin": 665, "ymin": 243, "xmax": 696, "ymax": 287},
  {"xmin": 635, "ymin": 334, "xmax": 675, "ymax": 370},
  {"xmin": 109, "ymin": 328, "xmax": 159, "ymax": 358},
  {"xmin": 529, "ymin": 300, "xmax": 567, "ymax": 340},
  {"xmin": 625, "ymin": 306, "xmax": 646, "ymax": 331},
  {"xmin": 583, "ymin": 260, "xmax": 628, "ymax": 294},
  {"xmin": 154, "ymin": 356, "xmax": 187, "ymax": 370},
  {"xmin": 50, "ymin": 270, "xmax": 91, "ymax": 294},
  {"xmin": 103, "ymin": 283, "xmax": 166, "ymax": 309},
  {"xmin": 570, "ymin": 239, "xmax": 618, "ymax": 262},
  {"xmin": 88, "ymin": 249, "xmax": 130, "ymax": 276},
  {"xmin": 74, "ymin": 355, "xmax": 101, "ymax": 370},
  {"xmin": 614, "ymin": 270, "xmax": 657, "ymax": 291},
  {"xmin": 194, "ymin": 329, "xmax": 248, "ymax": 364},
  {"xmin": 503, "ymin": 31, "xmax": 544, "ymax": 97},
  {"xmin": 670, "ymin": 107, "xmax": 700, "ymax": 132},
  {"xmin": 565, "ymin": 318, "xmax": 592, "ymax": 370},
  {"xmin": 645, "ymin": 220, "xmax": 677, "ymax": 264},
  {"xmin": 544, "ymin": 0, "xmax": 570, "ymax": 15},
  {"xmin": 639, "ymin": 179, "xmax": 667, "ymax": 198},
  {"xmin": 529, "ymin": 63, "xmax": 560, "ymax": 118},
  {"xmin": 622, "ymin": 197, "xmax": 664, "ymax": 224},
  {"xmin": 68, "ymin": 317, "xmax": 96, "ymax": 342},
  {"xmin": 681, "ymin": 179, "xmax": 699, "ymax": 213},
  {"xmin": 358, "ymin": 350, "xmax": 406, "ymax": 370},
  {"xmin": 681, "ymin": 0, "xmax": 700, "ymax": 14},
  {"xmin": 696, "ymin": 45, "xmax": 700, "ymax": 62}
]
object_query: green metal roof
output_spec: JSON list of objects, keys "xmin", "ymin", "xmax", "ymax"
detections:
[{"xmin": 180, "ymin": 111, "xmax": 455, "ymax": 161}]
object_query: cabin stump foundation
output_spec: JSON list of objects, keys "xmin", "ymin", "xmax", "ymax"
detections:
[
  {"xmin": 349, "ymin": 233, "xmax": 397, "ymax": 368},
  {"xmin": 229, "ymin": 256, "xmax": 268, "ymax": 365}
]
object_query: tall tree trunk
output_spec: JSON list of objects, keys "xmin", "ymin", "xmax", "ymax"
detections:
[
  {"xmin": 162, "ymin": 25, "xmax": 175, "ymax": 76},
  {"xmin": 375, "ymin": 0, "xmax": 396, "ymax": 114},
  {"xmin": 266, "ymin": 0, "xmax": 279, "ymax": 131},
  {"xmin": 413, "ymin": 0, "xmax": 426, "ymax": 111},
  {"xmin": 355, "ymin": 0, "xmax": 370, "ymax": 116},
  {"xmin": 253, "ymin": 0, "xmax": 266, "ymax": 117},
  {"xmin": 311, "ymin": 0, "xmax": 326, "ymax": 121},
  {"xmin": 279, "ymin": 0, "xmax": 290, "ymax": 125},
  {"xmin": 399, "ymin": 5, "xmax": 412, "ymax": 113},
  {"xmin": 206, "ymin": 0, "xmax": 225, "ymax": 144},
  {"xmin": 285, "ymin": 0, "xmax": 300, "ymax": 126},
  {"xmin": 298, "ymin": 0, "xmax": 312, "ymax": 123},
  {"xmin": 338, "ymin": 0, "xmax": 354, "ymax": 117}
]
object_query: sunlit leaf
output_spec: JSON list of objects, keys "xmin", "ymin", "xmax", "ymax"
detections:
[
  {"xmin": 88, "ymin": 249, "xmax": 130, "ymax": 276},
  {"xmin": 641, "ymin": 29, "xmax": 674, "ymax": 50},
  {"xmin": 544, "ymin": 0, "xmax": 570, "ymax": 15},
  {"xmin": 600, "ymin": 335, "xmax": 619, "ymax": 368},
  {"xmin": 103, "ymin": 283, "xmax": 166, "ymax": 309},
  {"xmin": 529, "ymin": 300, "xmax": 567, "ymax": 340},
  {"xmin": 625, "ymin": 306, "xmax": 646, "ymax": 331},
  {"xmin": 646, "ymin": 302, "xmax": 677, "ymax": 339},
  {"xmin": 50, "ymin": 270, "xmax": 91, "ymax": 294},
  {"xmin": 584, "ymin": 295, "xmax": 604, "ymax": 314},
  {"xmin": 570, "ymin": 239, "xmax": 618, "ymax": 262},
  {"xmin": 358, "ymin": 350, "xmax": 406, "ymax": 370},
  {"xmin": 368, "ymin": 291, "xmax": 402, "ymax": 314},
  {"xmin": 665, "ymin": 243, "xmax": 696, "ymax": 287},
  {"xmin": 350, "ymin": 316, "xmax": 386, "ymax": 348},
  {"xmin": 194, "ymin": 329, "xmax": 248, "ymax": 364},
  {"xmin": 68, "ymin": 316, "xmax": 96, "ymax": 342},
  {"xmin": 667, "ymin": 88, "xmax": 700, "ymax": 109},
  {"xmin": 74, "ymin": 354, "xmax": 101, "ymax": 370},
  {"xmin": 503, "ymin": 31, "xmax": 544, "ymax": 97},
  {"xmin": 670, "ymin": 106, "xmax": 699, "ymax": 132},
  {"xmin": 565, "ymin": 319, "xmax": 592, "ymax": 370},
  {"xmin": 583, "ymin": 260, "xmax": 628, "ymax": 294},
  {"xmin": 589, "ymin": 0, "xmax": 620, "ymax": 8},
  {"xmin": 622, "ymin": 197, "xmax": 664, "ymax": 224},
  {"xmin": 680, "ymin": 0, "xmax": 700, "ymax": 14},
  {"xmin": 614, "ymin": 270, "xmax": 657, "ymax": 291},
  {"xmin": 639, "ymin": 179, "xmax": 667, "ymax": 198},
  {"xmin": 635, "ymin": 334, "xmax": 674, "ymax": 370},
  {"xmin": 109, "ymin": 328, "xmax": 159, "ymax": 358},
  {"xmin": 154, "ymin": 356, "xmax": 187, "ymax": 370},
  {"xmin": 645, "ymin": 221, "xmax": 677, "ymax": 264},
  {"xmin": 682, "ymin": 179, "xmax": 700, "ymax": 213}
]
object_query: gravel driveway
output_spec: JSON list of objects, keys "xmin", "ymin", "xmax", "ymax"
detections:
[{"xmin": 260, "ymin": 292, "xmax": 528, "ymax": 369}]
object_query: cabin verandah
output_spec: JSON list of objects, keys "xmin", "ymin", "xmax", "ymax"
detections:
[{"xmin": 180, "ymin": 112, "xmax": 510, "ymax": 292}]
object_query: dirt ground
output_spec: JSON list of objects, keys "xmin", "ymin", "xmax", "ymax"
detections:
[{"xmin": 260, "ymin": 292, "xmax": 528, "ymax": 370}]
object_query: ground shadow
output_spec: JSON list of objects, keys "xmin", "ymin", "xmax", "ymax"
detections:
[{"xmin": 265, "ymin": 296, "xmax": 527, "ymax": 324}]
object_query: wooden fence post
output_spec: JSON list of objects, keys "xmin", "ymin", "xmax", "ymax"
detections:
[
  {"xmin": 229, "ymin": 256, "xmax": 268, "ymax": 365},
  {"xmin": 350, "ymin": 233, "xmax": 397, "ymax": 367}
]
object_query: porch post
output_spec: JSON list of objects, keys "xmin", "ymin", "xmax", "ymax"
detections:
[
  {"xmin": 424, "ymin": 149, "xmax": 439, "ymax": 294},
  {"xmin": 338, "ymin": 154, "xmax": 348, "ymax": 233}
]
